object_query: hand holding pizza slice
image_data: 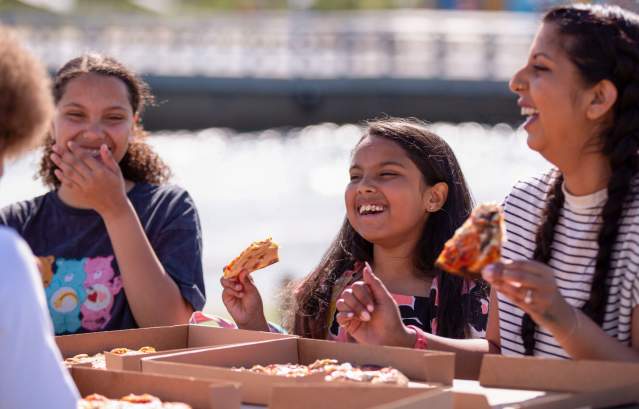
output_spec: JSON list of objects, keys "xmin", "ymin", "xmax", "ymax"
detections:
[
  {"xmin": 222, "ymin": 237, "xmax": 279, "ymax": 279},
  {"xmin": 436, "ymin": 203, "xmax": 504, "ymax": 277}
]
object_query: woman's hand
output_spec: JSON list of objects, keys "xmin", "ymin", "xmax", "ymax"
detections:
[
  {"xmin": 50, "ymin": 141, "xmax": 128, "ymax": 218},
  {"xmin": 221, "ymin": 271, "xmax": 269, "ymax": 331},
  {"xmin": 482, "ymin": 260, "xmax": 571, "ymax": 325},
  {"xmin": 335, "ymin": 262, "xmax": 415, "ymax": 347}
]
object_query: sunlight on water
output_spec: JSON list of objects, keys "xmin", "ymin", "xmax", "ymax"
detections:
[{"xmin": 0, "ymin": 122, "xmax": 548, "ymax": 319}]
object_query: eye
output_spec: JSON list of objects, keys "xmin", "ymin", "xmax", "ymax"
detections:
[
  {"xmin": 106, "ymin": 115, "xmax": 125, "ymax": 122},
  {"xmin": 380, "ymin": 171, "xmax": 397, "ymax": 177},
  {"xmin": 66, "ymin": 111, "xmax": 84, "ymax": 119},
  {"xmin": 349, "ymin": 174, "xmax": 361, "ymax": 182}
]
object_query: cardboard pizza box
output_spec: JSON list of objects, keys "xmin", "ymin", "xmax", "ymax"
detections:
[
  {"xmin": 71, "ymin": 366, "xmax": 241, "ymax": 409},
  {"xmin": 268, "ymin": 384, "xmax": 453, "ymax": 409},
  {"xmin": 57, "ymin": 324, "xmax": 294, "ymax": 371},
  {"xmin": 141, "ymin": 337, "xmax": 455, "ymax": 405},
  {"xmin": 450, "ymin": 354, "xmax": 639, "ymax": 408}
]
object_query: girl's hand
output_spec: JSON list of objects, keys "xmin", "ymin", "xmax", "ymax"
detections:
[
  {"xmin": 482, "ymin": 260, "xmax": 570, "ymax": 324},
  {"xmin": 335, "ymin": 262, "xmax": 415, "ymax": 347},
  {"xmin": 50, "ymin": 141, "xmax": 128, "ymax": 217},
  {"xmin": 220, "ymin": 271, "xmax": 269, "ymax": 331}
]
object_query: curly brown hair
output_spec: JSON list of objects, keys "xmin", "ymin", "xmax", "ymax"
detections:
[
  {"xmin": 38, "ymin": 53, "xmax": 171, "ymax": 187},
  {"xmin": 0, "ymin": 26, "xmax": 53, "ymax": 159}
]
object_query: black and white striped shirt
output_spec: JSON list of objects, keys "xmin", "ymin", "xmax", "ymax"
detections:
[{"xmin": 499, "ymin": 169, "xmax": 639, "ymax": 358}]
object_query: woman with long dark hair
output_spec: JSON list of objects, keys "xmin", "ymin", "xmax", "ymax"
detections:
[{"xmin": 343, "ymin": 4, "xmax": 639, "ymax": 364}]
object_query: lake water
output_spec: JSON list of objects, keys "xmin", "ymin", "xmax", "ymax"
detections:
[{"xmin": 0, "ymin": 122, "xmax": 548, "ymax": 320}]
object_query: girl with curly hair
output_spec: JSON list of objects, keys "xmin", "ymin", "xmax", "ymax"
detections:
[
  {"xmin": 0, "ymin": 26, "xmax": 79, "ymax": 408},
  {"xmin": 342, "ymin": 3, "xmax": 639, "ymax": 367},
  {"xmin": 0, "ymin": 54, "xmax": 205, "ymax": 335}
]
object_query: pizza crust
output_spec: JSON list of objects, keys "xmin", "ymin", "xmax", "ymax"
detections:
[
  {"xmin": 222, "ymin": 237, "xmax": 279, "ymax": 279},
  {"xmin": 65, "ymin": 347, "xmax": 157, "ymax": 369}
]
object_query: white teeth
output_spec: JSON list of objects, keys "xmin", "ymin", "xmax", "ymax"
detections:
[
  {"xmin": 358, "ymin": 204, "xmax": 385, "ymax": 215},
  {"xmin": 521, "ymin": 107, "xmax": 539, "ymax": 116}
]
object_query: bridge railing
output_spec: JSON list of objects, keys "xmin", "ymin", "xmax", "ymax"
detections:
[{"xmin": 5, "ymin": 10, "xmax": 537, "ymax": 80}]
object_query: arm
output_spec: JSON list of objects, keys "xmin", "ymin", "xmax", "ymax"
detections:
[
  {"xmin": 414, "ymin": 287, "xmax": 500, "ymax": 379},
  {"xmin": 0, "ymin": 229, "xmax": 79, "ymax": 408},
  {"xmin": 101, "ymin": 200, "xmax": 194, "ymax": 326},
  {"xmin": 529, "ymin": 293, "xmax": 639, "ymax": 360},
  {"xmin": 336, "ymin": 264, "xmax": 499, "ymax": 378},
  {"xmin": 51, "ymin": 142, "xmax": 194, "ymax": 327},
  {"xmin": 484, "ymin": 260, "xmax": 639, "ymax": 361}
]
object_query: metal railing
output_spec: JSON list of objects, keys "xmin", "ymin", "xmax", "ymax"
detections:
[{"xmin": 4, "ymin": 10, "xmax": 538, "ymax": 80}]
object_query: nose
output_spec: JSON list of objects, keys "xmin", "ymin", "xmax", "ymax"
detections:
[
  {"xmin": 509, "ymin": 65, "xmax": 528, "ymax": 94},
  {"xmin": 82, "ymin": 121, "xmax": 104, "ymax": 140},
  {"xmin": 356, "ymin": 175, "xmax": 377, "ymax": 194}
]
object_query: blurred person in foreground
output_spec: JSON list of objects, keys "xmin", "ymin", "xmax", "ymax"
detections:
[{"xmin": 0, "ymin": 25, "xmax": 79, "ymax": 408}]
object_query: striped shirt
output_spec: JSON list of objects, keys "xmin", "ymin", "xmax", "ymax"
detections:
[{"xmin": 499, "ymin": 169, "xmax": 639, "ymax": 358}]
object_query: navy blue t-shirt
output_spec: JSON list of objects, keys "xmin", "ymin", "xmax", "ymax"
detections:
[{"xmin": 0, "ymin": 183, "xmax": 206, "ymax": 335}]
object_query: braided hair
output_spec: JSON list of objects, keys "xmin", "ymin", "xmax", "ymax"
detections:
[{"xmin": 523, "ymin": 4, "xmax": 639, "ymax": 355}]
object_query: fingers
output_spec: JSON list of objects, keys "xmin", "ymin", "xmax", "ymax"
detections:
[
  {"xmin": 336, "ymin": 312, "xmax": 360, "ymax": 332},
  {"xmin": 336, "ymin": 285, "xmax": 371, "ymax": 321},
  {"xmin": 362, "ymin": 262, "xmax": 392, "ymax": 302},
  {"xmin": 53, "ymin": 168, "xmax": 79, "ymax": 190},
  {"xmin": 238, "ymin": 271, "xmax": 257, "ymax": 290},
  {"xmin": 67, "ymin": 141, "xmax": 102, "ymax": 172},
  {"xmin": 99, "ymin": 144, "xmax": 119, "ymax": 172},
  {"xmin": 51, "ymin": 145, "xmax": 89, "ymax": 186},
  {"xmin": 483, "ymin": 261, "xmax": 550, "ymax": 288},
  {"xmin": 220, "ymin": 276, "xmax": 244, "ymax": 298}
]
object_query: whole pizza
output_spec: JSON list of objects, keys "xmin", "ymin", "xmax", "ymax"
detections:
[{"xmin": 232, "ymin": 359, "xmax": 409, "ymax": 386}]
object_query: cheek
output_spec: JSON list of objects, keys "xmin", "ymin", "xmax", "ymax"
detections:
[{"xmin": 344, "ymin": 186, "xmax": 356, "ymax": 212}]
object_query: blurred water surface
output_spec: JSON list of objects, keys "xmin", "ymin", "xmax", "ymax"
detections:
[{"xmin": 0, "ymin": 122, "xmax": 548, "ymax": 320}]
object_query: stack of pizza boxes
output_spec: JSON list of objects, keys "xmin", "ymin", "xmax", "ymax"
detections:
[
  {"xmin": 61, "ymin": 324, "xmax": 639, "ymax": 409},
  {"xmin": 61, "ymin": 237, "xmax": 639, "ymax": 408}
]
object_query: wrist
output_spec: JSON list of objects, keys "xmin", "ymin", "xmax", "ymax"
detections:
[
  {"xmin": 238, "ymin": 315, "xmax": 269, "ymax": 332},
  {"xmin": 407, "ymin": 325, "xmax": 428, "ymax": 349},
  {"xmin": 389, "ymin": 325, "xmax": 417, "ymax": 348},
  {"xmin": 98, "ymin": 197, "xmax": 133, "ymax": 221}
]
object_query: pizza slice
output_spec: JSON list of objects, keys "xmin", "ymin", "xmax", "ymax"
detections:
[
  {"xmin": 78, "ymin": 393, "xmax": 192, "ymax": 408},
  {"xmin": 435, "ymin": 203, "xmax": 504, "ymax": 277},
  {"xmin": 222, "ymin": 237, "xmax": 279, "ymax": 279}
]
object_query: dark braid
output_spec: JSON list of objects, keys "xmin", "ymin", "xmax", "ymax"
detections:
[
  {"xmin": 523, "ymin": 173, "xmax": 565, "ymax": 355},
  {"xmin": 522, "ymin": 4, "xmax": 639, "ymax": 355}
]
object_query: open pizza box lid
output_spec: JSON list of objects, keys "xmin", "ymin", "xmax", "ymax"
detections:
[
  {"xmin": 269, "ymin": 384, "xmax": 453, "ymax": 409},
  {"xmin": 141, "ymin": 337, "xmax": 454, "ymax": 405},
  {"xmin": 57, "ymin": 324, "xmax": 294, "ymax": 371},
  {"xmin": 71, "ymin": 366, "xmax": 241, "ymax": 409},
  {"xmin": 450, "ymin": 354, "xmax": 639, "ymax": 408}
]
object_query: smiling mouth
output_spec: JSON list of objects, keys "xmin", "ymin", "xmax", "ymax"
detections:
[{"xmin": 358, "ymin": 204, "xmax": 386, "ymax": 215}]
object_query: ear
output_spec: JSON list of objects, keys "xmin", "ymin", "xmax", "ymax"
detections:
[
  {"xmin": 586, "ymin": 79, "xmax": 617, "ymax": 121},
  {"xmin": 129, "ymin": 114, "xmax": 139, "ymax": 141},
  {"xmin": 424, "ymin": 182, "xmax": 448, "ymax": 213}
]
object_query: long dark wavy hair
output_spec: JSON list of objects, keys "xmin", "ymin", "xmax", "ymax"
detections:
[
  {"xmin": 522, "ymin": 4, "xmax": 639, "ymax": 355},
  {"xmin": 282, "ymin": 118, "xmax": 482, "ymax": 339},
  {"xmin": 38, "ymin": 53, "xmax": 170, "ymax": 187}
]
